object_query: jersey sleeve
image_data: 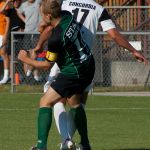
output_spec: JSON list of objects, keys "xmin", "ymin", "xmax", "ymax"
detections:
[{"xmin": 99, "ymin": 9, "xmax": 116, "ymax": 31}]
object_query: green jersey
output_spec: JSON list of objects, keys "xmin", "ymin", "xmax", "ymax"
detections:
[{"xmin": 45, "ymin": 11, "xmax": 95, "ymax": 78}]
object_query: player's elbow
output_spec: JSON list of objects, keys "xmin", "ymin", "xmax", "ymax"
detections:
[
  {"xmin": 43, "ymin": 61, "xmax": 53, "ymax": 70},
  {"xmin": 107, "ymin": 28, "xmax": 121, "ymax": 41}
]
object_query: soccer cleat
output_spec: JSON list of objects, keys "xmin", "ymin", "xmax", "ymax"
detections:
[
  {"xmin": 29, "ymin": 146, "xmax": 47, "ymax": 150},
  {"xmin": 76, "ymin": 143, "xmax": 91, "ymax": 150},
  {"xmin": 59, "ymin": 140, "xmax": 76, "ymax": 150},
  {"xmin": 0, "ymin": 76, "xmax": 9, "ymax": 84}
]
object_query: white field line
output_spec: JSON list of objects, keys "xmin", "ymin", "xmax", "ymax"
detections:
[
  {"xmin": 92, "ymin": 92, "xmax": 150, "ymax": 97},
  {"xmin": 0, "ymin": 107, "xmax": 150, "ymax": 111}
]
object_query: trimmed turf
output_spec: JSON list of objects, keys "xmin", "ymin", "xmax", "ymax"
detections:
[{"xmin": 0, "ymin": 94, "xmax": 150, "ymax": 150}]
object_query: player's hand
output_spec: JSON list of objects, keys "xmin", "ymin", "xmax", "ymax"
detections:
[
  {"xmin": 132, "ymin": 51, "xmax": 149, "ymax": 65},
  {"xmin": 18, "ymin": 50, "xmax": 28, "ymax": 62}
]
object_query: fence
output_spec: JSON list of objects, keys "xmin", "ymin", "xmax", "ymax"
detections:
[
  {"xmin": 10, "ymin": 31, "xmax": 150, "ymax": 93},
  {"xmin": 103, "ymin": 6, "xmax": 150, "ymax": 32},
  {"xmin": 7, "ymin": 6, "xmax": 150, "ymax": 93},
  {"xmin": 93, "ymin": 31, "xmax": 150, "ymax": 92},
  {"xmin": 11, "ymin": 32, "xmax": 49, "ymax": 93}
]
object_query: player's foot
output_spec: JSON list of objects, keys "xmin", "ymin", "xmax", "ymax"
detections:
[
  {"xmin": 34, "ymin": 75, "xmax": 40, "ymax": 81},
  {"xmin": 59, "ymin": 139, "xmax": 76, "ymax": 150},
  {"xmin": 0, "ymin": 76, "xmax": 9, "ymax": 84},
  {"xmin": 29, "ymin": 146, "xmax": 47, "ymax": 150},
  {"xmin": 26, "ymin": 70, "xmax": 32, "ymax": 77},
  {"xmin": 76, "ymin": 143, "xmax": 91, "ymax": 150}
]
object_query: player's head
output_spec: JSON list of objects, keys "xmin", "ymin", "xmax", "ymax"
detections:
[
  {"xmin": 13, "ymin": 0, "xmax": 22, "ymax": 8},
  {"xmin": 41, "ymin": 0, "xmax": 61, "ymax": 25}
]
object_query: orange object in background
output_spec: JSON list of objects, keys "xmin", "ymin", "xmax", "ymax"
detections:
[{"xmin": 15, "ymin": 72, "xmax": 20, "ymax": 85}]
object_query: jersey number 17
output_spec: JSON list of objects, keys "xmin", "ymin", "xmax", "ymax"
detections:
[{"xmin": 72, "ymin": 8, "xmax": 89, "ymax": 25}]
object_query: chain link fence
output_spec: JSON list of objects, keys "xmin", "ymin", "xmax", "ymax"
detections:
[
  {"xmin": 93, "ymin": 32, "xmax": 150, "ymax": 92},
  {"xmin": 11, "ymin": 32, "xmax": 150, "ymax": 93},
  {"xmin": 11, "ymin": 32, "xmax": 49, "ymax": 93}
]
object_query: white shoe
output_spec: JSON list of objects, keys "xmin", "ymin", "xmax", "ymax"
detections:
[
  {"xmin": 34, "ymin": 76, "xmax": 40, "ymax": 81},
  {"xmin": 59, "ymin": 140, "xmax": 75, "ymax": 150},
  {"xmin": 26, "ymin": 70, "xmax": 32, "ymax": 77},
  {"xmin": 0, "ymin": 77, "xmax": 9, "ymax": 84}
]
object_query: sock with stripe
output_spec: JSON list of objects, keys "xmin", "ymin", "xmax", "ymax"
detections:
[{"xmin": 37, "ymin": 107, "xmax": 52, "ymax": 149}]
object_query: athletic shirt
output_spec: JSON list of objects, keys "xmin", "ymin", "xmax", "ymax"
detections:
[
  {"xmin": 18, "ymin": 0, "xmax": 41, "ymax": 32},
  {"xmin": 61, "ymin": 0, "xmax": 116, "ymax": 49},
  {"xmin": 45, "ymin": 11, "xmax": 94, "ymax": 78},
  {"xmin": 5, "ymin": 8, "xmax": 25, "ymax": 31}
]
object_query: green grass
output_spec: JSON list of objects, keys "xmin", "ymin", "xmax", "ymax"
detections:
[{"xmin": 0, "ymin": 94, "xmax": 150, "ymax": 150}]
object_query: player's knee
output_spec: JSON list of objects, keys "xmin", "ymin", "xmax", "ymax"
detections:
[{"xmin": 39, "ymin": 95, "xmax": 54, "ymax": 108}]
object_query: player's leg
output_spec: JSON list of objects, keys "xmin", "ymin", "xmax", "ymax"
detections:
[
  {"xmin": 67, "ymin": 83, "xmax": 92, "ymax": 133},
  {"xmin": 32, "ymin": 86, "xmax": 62, "ymax": 150},
  {"xmin": 68, "ymin": 97, "xmax": 91, "ymax": 149},
  {"xmin": 53, "ymin": 99, "xmax": 70, "ymax": 141},
  {"xmin": 43, "ymin": 64, "xmax": 75, "ymax": 149},
  {"xmin": 67, "ymin": 84, "xmax": 93, "ymax": 150},
  {"xmin": 52, "ymin": 72, "xmax": 92, "ymax": 149},
  {"xmin": 0, "ymin": 46, "xmax": 9, "ymax": 84},
  {"xmin": 53, "ymin": 100, "xmax": 76, "ymax": 150}
]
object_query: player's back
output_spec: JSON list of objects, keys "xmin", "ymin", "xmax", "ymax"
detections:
[{"xmin": 62, "ymin": 0, "xmax": 105, "ymax": 49}]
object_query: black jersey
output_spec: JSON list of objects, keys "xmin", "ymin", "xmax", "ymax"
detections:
[
  {"xmin": 5, "ymin": 8, "xmax": 25, "ymax": 31},
  {"xmin": 45, "ymin": 11, "xmax": 95, "ymax": 78}
]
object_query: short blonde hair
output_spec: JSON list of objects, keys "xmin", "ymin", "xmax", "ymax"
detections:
[{"xmin": 41, "ymin": 0, "xmax": 61, "ymax": 19}]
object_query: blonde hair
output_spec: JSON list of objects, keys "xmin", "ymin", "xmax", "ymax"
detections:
[{"xmin": 41, "ymin": 0, "xmax": 61, "ymax": 19}]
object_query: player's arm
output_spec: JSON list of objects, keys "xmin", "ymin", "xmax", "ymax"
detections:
[
  {"xmin": 34, "ymin": 23, "xmax": 53, "ymax": 52},
  {"xmin": 29, "ymin": 24, "xmax": 53, "ymax": 60},
  {"xmin": 2, "ymin": 16, "xmax": 10, "ymax": 45},
  {"xmin": 99, "ymin": 9, "xmax": 148, "ymax": 65},
  {"xmin": 107, "ymin": 28, "xmax": 148, "ymax": 65},
  {"xmin": 0, "ymin": 0, "xmax": 12, "ymax": 13},
  {"xmin": 18, "ymin": 50, "xmax": 54, "ymax": 70},
  {"xmin": 17, "ymin": 5, "xmax": 25, "ymax": 23}
]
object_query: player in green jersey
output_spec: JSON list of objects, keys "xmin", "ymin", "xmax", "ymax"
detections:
[{"xmin": 18, "ymin": 0, "xmax": 95, "ymax": 149}]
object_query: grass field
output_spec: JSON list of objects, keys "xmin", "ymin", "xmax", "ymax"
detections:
[{"xmin": 0, "ymin": 94, "xmax": 150, "ymax": 150}]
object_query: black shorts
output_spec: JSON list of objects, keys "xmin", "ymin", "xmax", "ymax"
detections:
[
  {"xmin": 51, "ymin": 71, "xmax": 94, "ymax": 97},
  {"xmin": 51, "ymin": 55, "xmax": 95, "ymax": 97}
]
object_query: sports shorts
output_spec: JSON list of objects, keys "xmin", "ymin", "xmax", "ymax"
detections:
[{"xmin": 51, "ymin": 70, "xmax": 94, "ymax": 97}]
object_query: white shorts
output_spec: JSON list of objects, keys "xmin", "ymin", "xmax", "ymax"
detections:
[
  {"xmin": 49, "ymin": 63, "xmax": 60, "ymax": 77},
  {"xmin": 44, "ymin": 63, "xmax": 60, "ymax": 93}
]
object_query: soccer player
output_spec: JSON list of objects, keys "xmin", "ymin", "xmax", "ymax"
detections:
[
  {"xmin": 30, "ymin": 0, "xmax": 148, "ymax": 149},
  {"xmin": 18, "ymin": 0, "xmax": 95, "ymax": 150}
]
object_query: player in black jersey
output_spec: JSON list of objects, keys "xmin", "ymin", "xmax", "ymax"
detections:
[{"xmin": 18, "ymin": 0, "xmax": 95, "ymax": 150}]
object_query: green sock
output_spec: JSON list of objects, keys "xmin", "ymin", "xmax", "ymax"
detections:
[
  {"xmin": 70, "ymin": 105, "xmax": 89, "ymax": 145},
  {"xmin": 37, "ymin": 107, "xmax": 52, "ymax": 149}
]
